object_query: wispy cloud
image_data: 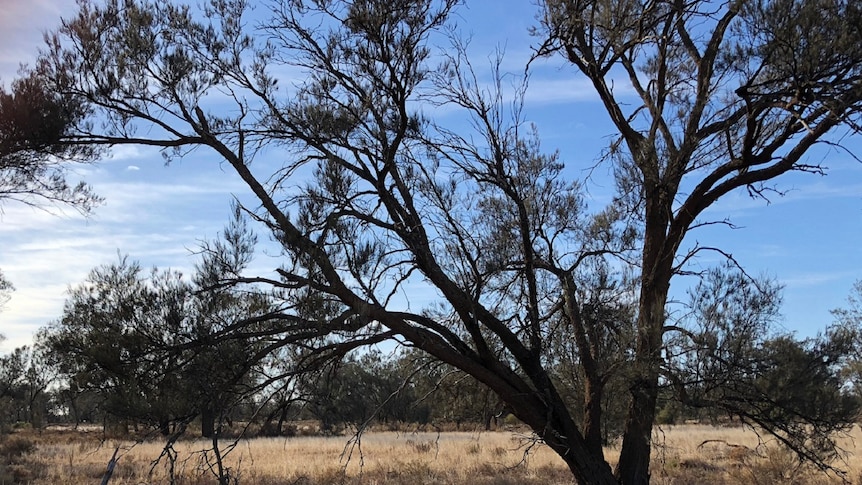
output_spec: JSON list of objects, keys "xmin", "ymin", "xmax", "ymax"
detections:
[
  {"xmin": 0, "ymin": 165, "xmax": 248, "ymax": 351},
  {"xmin": 524, "ymin": 76, "xmax": 635, "ymax": 105},
  {"xmin": 698, "ymin": 175, "xmax": 862, "ymax": 220},
  {"xmin": 780, "ymin": 270, "xmax": 855, "ymax": 289}
]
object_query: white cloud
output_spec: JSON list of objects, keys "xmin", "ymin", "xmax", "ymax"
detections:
[{"xmin": 0, "ymin": 163, "xmax": 251, "ymax": 351}]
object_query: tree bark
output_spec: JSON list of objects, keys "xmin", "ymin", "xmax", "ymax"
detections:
[
  {"xmin": 201, "ymin": 404, "xmax": 215, "ymax": 438},
  {"xmin": 615, "ymin": 185, "xmax": 673, "ymax": 484},
  {"xmin": 546, "ymin": 432, "xmax": 619, "ymax": 485}
]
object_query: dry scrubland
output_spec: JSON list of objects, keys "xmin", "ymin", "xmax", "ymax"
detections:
[{"xmin": 3, "ymin": 424, "xmax": 862, "ymax": 484}]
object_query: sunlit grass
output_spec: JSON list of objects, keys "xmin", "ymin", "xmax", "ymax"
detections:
[{"xmin": 6, "ymin": 423, "xmax": 862, "ymax": 484}]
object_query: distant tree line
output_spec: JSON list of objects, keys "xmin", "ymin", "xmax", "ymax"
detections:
[{"xmin": 3, "ymin": 263, "xmax": 861, "ymax": 445}]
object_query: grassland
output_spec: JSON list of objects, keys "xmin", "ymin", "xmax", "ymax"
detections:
[{"xmin": 3, "ymin": 424, "xmax": 862, "ymax": 484}]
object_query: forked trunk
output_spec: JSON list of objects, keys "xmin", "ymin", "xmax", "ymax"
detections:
[{"xmin": 546, "ymin": 433, "xmax": 618, "ymax": 485}]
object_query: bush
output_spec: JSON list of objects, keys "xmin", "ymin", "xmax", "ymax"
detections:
[
  {"xmin": 0, "ymin": 436, "xmax": 35, "ymax": 461},
  {"xmin": 0, "ymin": 435, "xmax": 40, "ymax": 484}
]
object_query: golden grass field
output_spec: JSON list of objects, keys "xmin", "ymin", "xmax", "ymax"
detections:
[{"xmin": 3, "ymin": 424, "xmax": 862, "ymax": 484}]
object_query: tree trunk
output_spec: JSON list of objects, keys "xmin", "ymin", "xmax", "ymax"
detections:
[
  {"xmin": 616, "ymin": 264, "xmax": 671, "ymax": 482},
  {"xmin": 544, "ymin": 433, "xmax": 619, "ymax": 485},
  {"xmin": 615, "ymin": 188, "xmax": 673, "ymax": 484},
  {"xmin": 276, "ymin": 406, "xmax": 288, "ymax": 435},
  {"xmin": 615, "ymin": 376, "xmax": 659, "ymax": 485},
  {"xmin": 104, "ymin": 415, "xmax": 129, "ymax": 437},
  {"xmin": 583, "ymin": 378, "xmax": 605, "ymax": 456},
  {"xmin": 201, "ymin": 404, "xmax": 215, "ymax": 438},
  {"xmin": 615, "ymin": 292, "xmax": 666, "ymax": 484},
  {"xmin": 28, "ymin": 395, "xmax": 44, "ymax": 429},
  {"xmin": 502, "ymin": 391, "xmax": 618, "ymax": 484}
]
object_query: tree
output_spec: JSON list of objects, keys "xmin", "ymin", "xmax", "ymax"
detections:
[
  {"xmin": 0, "ymin": 343, "xmax": 54, "ymax": 430},
  {"xmin": 664, "ymin": 266, "xmax": 860, "ymax": 465},
  {"xmin": 45, "ymin": 257, "xmax": 194, "ymax": 433},
  {"xmin": 0, "ymin": 71, "xmax": 101, "ymax": 213},
  {"xmin": 184, "ymin": 207, "xmax": 278, "ymax": 438},
  {"xmin": 1, "ymin": 69, "xmax": 102, "ymax": 312},
  {"xmin": 405, "ymin": 352, "xmax": 509, "ymax": 430},
  {"xmin": 19, "ymin": 0, "xmax": 862, "ymax": 483},
  {"xmin": 302, "ymin": 352, "xmax": 389, "ymax": 433},
  {"xmin": 45, "ymin": 216, "xmax": 276, "ymax": 438},
  {"xmin": 830, "ymin": 281, "xmax": 862, "ymax": 402},
  {"xmin": 537, "ymin": 0, "xmax": 862, "ymax": 481}
]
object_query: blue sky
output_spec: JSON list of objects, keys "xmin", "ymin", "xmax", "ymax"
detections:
[{"xmin": 1, "ymin": 0, "xmax": 861, "ymax": 352}]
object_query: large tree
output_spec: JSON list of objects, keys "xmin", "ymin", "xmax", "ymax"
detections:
[
  {"xmin": 17, "ymin": 0, "xmax": 862, "ymax": 483},
  {"xmin": 537, "ymin": 1, "xmax": 862, "ymax": 480}
]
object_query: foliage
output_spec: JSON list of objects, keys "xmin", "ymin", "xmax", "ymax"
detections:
[
  {"xmin": 0, "ymin": 344, "xmax": 53, "ymax": 431},
  {"xmin": 0, "ymin": 71, "xmax": 101, "ymax": 213},
  {"xmin": 665, "ymin": 267, "xmax": 859, "ymax": 467},
  {"xmin": 11, "ymin": 0, "xmax": 862, "ymax": 483},
  {"xmin": 830, "ymin": 281, "xmax": 862, "ymax": 406},
  {"xmin": 45, "ymin": 257, "xmax": 197, "ymax": 433},
  {"xmin": 44, "ymin": 210, "xmax": 277, "ymax": 437},
  {"xmin": 538, "ymin": 0, "xmax": 862, "ymax": 480},
  {"xmin": 301, "ymin": 351, "xmax": 431, "ymax": 432},
  {"xmin": 0, "ymin": 66, "xmax": 102, "ymax": 338}
]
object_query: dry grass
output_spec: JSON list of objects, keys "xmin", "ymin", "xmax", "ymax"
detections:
[
  {"xmin": 648, "ymin": 424, "xmax": 862, "ymax": 485},
  {"xmin": 12, "ymin": 428, "xmax": 573, "ymax": 485},
  {"xmin": 4, "ymin": 424, "xmax": 862, "ymax": 484}
]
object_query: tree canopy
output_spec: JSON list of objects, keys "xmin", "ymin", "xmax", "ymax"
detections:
[
  {"xmin": 0, "ymin": 64, "xmax": 103, "ymax": 315},
  {"xmin": 6, "ymin": 0, "xmax": 862, "ymax": 483},
  {"xmin": 0, "ymin": 72, "xmax": 101, "ymax": 213}
]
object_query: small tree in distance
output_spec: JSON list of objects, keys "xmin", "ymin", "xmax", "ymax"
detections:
[
  {"xmin": 9, "ymin": 0, "xmax": 862, "ymax": 483},
  {"xmin": 44, "ymin": 209, "xmax": 279, "ymax": 438},
  {"xmin": 830, "ymin": 281, "xmax": 862, "ymax": 403}
]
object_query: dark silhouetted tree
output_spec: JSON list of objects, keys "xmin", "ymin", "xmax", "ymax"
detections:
[
  {"xmin": 0, "ymin": 71, "xmax": 100, "ymax": 212},
  {"xmin": 538, "ymin": 0, "xmax": 862, "ymax": 481},
  {"xmin": 0, "ymin": 343, "xmax": 53, "ymax": 429}
]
